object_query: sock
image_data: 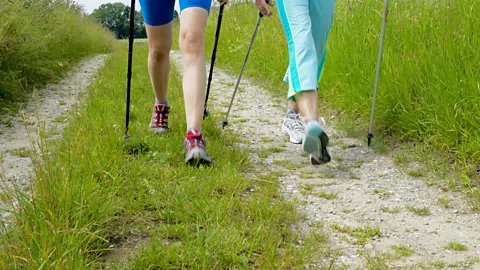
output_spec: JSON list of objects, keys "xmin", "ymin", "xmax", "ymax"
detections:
[
  {"xmin": 285, "ymin": 107, "xmax": 299, "ymax": 118},
  {"xmin": 307, "ymin": 120, "xmax": 319, "ymax": 127},
  {"xmin": 156, "ymin": 99, "xmax": 168, "ymax": 105},
  {"xmin": 186, "ymin": 127, "xmax": 201, "ymax": 135}
]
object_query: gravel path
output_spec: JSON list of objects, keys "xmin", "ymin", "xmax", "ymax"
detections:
[
  {"xmin": 0, "ymin": 55, "xmax": 108, "ymax": 226},
  {"xmin": 171, "ymin": 51, "xmax": 480, "ymax": 269}
]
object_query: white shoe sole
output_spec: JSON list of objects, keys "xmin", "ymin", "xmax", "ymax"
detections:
[
  {"xmin": 149, "ymin": 127, "xmax": 169, "ymax": 134},
  {"xmin": 282, "ymin": 124, "xmax": 303, "ymax": 144},
  {"xmin": 185, "ymin": 148, "xmax": 212, "ymax": 165}
]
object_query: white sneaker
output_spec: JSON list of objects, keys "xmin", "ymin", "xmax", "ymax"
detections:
[{"xmin": 281, "ymin": 109, "xmax": 305, "ymax": 144}]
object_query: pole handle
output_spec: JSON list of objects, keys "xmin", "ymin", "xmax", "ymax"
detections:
[{"xmin": 259, "ymin": 0, "xmax": 270, "ymax": 17}]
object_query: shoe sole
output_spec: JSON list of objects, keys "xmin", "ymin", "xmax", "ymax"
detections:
[
  {"xmin": 303, "ymin": 124, "xmax": 331, "ymax": 165},
  {"xmin": 149, "ymin": 127, "xmax": 169, "ymax": 134},
  {"xmin": 310, "ymin": 132, "xmax": 331, "ymax": 165},
  {"xmin": 185, "ymin": 148, "xmax": 212, "ymax": 166},
  {"xmin": 282, "ymin": 124, "xmax": 303, "ymax": 144}
]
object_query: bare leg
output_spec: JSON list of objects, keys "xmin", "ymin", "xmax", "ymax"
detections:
[
  {"xmin": 145, "ymin": 23, "xmax": 172, "ymax": 103},
  {"xmin": 294, "ymin": 90, "xmax": 318, "ymax": 122},
  {"xmin": 179, "ymin": 7, "xmax": 208, "ymax": 129},
  {"xmin": 288, "ymin": 99, "xmax": 299, "ymax": 111}
]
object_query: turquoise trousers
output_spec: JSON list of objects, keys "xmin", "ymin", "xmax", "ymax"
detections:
[{"xmin": 277, "ymin": 0, "xmax": 337, "ymax": 100}]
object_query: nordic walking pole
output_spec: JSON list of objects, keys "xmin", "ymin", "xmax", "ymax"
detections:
[
  {"xmin": 367, "ymin": 0, "xmax": 388, "ymax": 146},
  {"xmin": 222, "ymin": 3, "xmax": 268, "ymax": 128},
  {"xmin": 204, "ymin": 4, "xmax": 226, "ymax": 119},
  {"xmin": 125, "ymin": 0, "xmax": 136, "ymax": 137}
]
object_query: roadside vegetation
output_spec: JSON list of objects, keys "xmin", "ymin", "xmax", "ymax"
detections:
[
  {"xmin": 0, "ymin": 0, "xmax": 115, "ymax": 119},
  {"xmin": 201, "ymin": 0, "xmax": 480, "ymax": 202}
]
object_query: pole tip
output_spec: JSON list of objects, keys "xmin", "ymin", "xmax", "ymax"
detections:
[
  {"xmin": 221, "ymin": 120, "xmax": 228, "ymax": 129},
  {"xmin": 366, "ymin": 133, "xmax": 374, "ymax": 147},
  {"xmin": 203, "ymin": 109, "xmax": 209, "ymax": 119}
]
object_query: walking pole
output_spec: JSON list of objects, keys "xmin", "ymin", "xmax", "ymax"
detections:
[
  {"xmin": 125, "ymin": 0, "xmax": 136, "ymax": 137},
  {"xmin": 367, "ymin": 0, "xmax": 388, "ymax": 146},
  {"xmin": 204, "ymin": 4, "xmax": 226, "ymax": 119},
  {"xmin": 222, "ymin": 3, "xmax": 268, "ymax": 128}
]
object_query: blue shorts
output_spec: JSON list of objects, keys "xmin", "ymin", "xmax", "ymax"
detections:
[{"xmin": 139, "ymin": 0, "xmax": 211, "ymax": 26}]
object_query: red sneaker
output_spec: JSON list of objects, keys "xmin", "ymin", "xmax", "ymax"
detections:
[
  {"xmin": 183, "ymin": 128, "xmax": 212, "ymax": 165},
  {"xmin": 149, "ymin": 104, "xmax": 170, "ymax": 134}
]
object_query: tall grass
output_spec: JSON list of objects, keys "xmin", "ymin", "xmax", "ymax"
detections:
[
  {"xmin": 203, "ymin": 1, "xmax": 480, "ymax": 174},
  {"xmin": 0, "ymin": 0, "xmax": 115, "ymax": 105},
  {"xmin": 0, "ymin": 43, "xmax": 329, "ymax": 268},
  {"xmin": 324, "ymin": 0, "xmax": 480, "ymax": 169}
]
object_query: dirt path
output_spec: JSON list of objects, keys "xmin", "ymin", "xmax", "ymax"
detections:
[
  {"xmin": 0, "ymin": 55, "xmax": 108, "ymax": 225},
  {"xmin": 171, "ymin": 52, "xmax": 480, "ymax": 269}
]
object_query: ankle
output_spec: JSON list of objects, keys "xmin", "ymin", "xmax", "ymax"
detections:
[
  {"xmin": 285, "ymin": 107, "xmax": 299, "ymax": 118},
  {"xmin": 186, "ymin": 127, "xmax": 201, "ymax": 134},
  {"xmin": 156, "ymin": 98, "xmax": 168, "ymax": 105},
  {"xmin": 307, "ymin": 120, "xmax": 319, "ymax": 126}
]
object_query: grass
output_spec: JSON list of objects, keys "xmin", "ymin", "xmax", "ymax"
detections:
[
  {"xmin": 437, "ymin": 196, "xmax": 453, "ymax": 208},
  {"xmin": 320, "ymin": 171, "xmax": 336, "ymax": 179},
  {"xmin": 445, "ymin": 241, "xmax": 468, "ymax": 251},
  {"xmin": 336, "ymin": 164, "xmax": 351, "ymax": 172},
  {"xmin": 315, "ymin": 191, "xmax": 338, "ymax": 200},
  {"xmin": 349, "ymin": 172, "xmax": 361, "ymax": 180},
  {"xmin": 406, "ymin": 205, "xmax": 431, "ymax": 216},
  {"xmin": 391, "ymin": 245, "xmax": 414, "ymax": 257},
  {"xmin": 299, "ymin": 173, "xmax": 314, "ymax": 179},
  {"xmin": 393, "ymin": 152, "xmax": 409, "ymax": 165},
  {"xmin": 430, "ymin": 260, "xmax": 446, "ymax": 268},
  {"xmin": 0, "ymin": 0, "xmax": 115, "ymax": 112},
  {"xmin": 373, "ymin": 188, "xmax": 393, "ymax": 199},
  {"xmin": 300, "ymin": 184, "xmax": 338, "ymax": 200},
  {"xmin": 407, "ymin": 168, "xmax": 425, "ymax": 178},
  {"xmin": 380, "ymin": 206, "xmax": 401, "ymax": 214},
  {"xmin": 201, "ymin": 1, "xmax": 480, "ymax": 203},
  {"xmin": 357, "ymin": 249, "xmax": 393, "ymax": 270},
  {"xmin": 330, "ymin": 224, "xmax": 381, "ymax": 245},
  {"xmin": 272, "ymin": 159, "xmax": 298, "ymax": 170},
  {"xmin": 0, "ymin": 42, "xmax": 331, "ymax": 268},
  {"xmin": 7, "ymin": 147, "xmax": 33, "ymax": 158}
]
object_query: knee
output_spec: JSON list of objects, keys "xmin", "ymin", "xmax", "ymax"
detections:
[
  {"xmin": 149, "ymin": 44, "xmax": 170, "ymax": 62},
  {"xmin": 179, "ymin": 30, "xmax": 204, "ymax": 56}
]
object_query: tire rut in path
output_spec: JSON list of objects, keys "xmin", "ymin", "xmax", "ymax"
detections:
[
  {"xmin": 0, "ymin": 55, "xmax": 108, "ymax": 226},
  {"xmin": 171, "ymin": 51, "xmax": 480, "ymax": 269}
]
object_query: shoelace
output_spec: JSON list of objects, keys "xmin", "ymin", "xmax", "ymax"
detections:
[
  {"xmin": 154, "ymin": 107, "xmax": 168, "ymax": 126},
  {"xmin": 154, "ymin": 111, "xmax": 161, "ymax": 124},
  {"xmin": 185, "ymin": 134, "xmax": 204, "ymax": 147}
]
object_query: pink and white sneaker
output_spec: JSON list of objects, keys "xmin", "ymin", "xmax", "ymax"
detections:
[
  {"xmin": 149, "ymin": 104, "xmax": 170, "ymax": 134},
  {"xmin": 183, "ymin": 128, "xmax": 212, "ymax": 166}
]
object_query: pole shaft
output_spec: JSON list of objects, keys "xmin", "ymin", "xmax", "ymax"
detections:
[
  {"xmin": 224, "ymin": 16, "xmax": 262, "ymax": 122},
  {"xmin": 205, "ymin": 4, "xmax": 225, "ymax": 110},
  {"xmin": 125, "ymin": 0, "xmax": 136, "ymax": 136},
  {"xmin": 368, "ymin": 0, "xmax": 388, "ymax": 135}
]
